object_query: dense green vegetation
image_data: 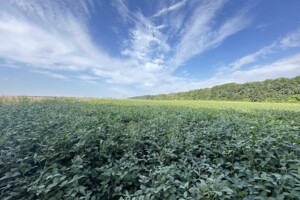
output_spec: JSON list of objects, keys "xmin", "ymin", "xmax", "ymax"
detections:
[
  {"xmin": 131, "ymin": 76, "xmax": 300, "ymax": 102},
  {"xmin": 1, "ymin": 100, "xmax": 299, "ymax": 199}
]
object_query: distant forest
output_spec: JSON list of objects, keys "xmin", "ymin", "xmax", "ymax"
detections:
[{"xmin": 131, "ymin": 76, "xmax": 300, "ymax": 102}]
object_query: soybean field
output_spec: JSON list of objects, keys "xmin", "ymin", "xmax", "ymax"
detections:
[{"xmin": 0, "ymin": 99, "xmax": 299, "ymax": 199}]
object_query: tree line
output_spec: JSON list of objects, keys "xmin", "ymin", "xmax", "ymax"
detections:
[{"xmin": 131, "ymin": 76, "xmax": 300, "ymax": 102}]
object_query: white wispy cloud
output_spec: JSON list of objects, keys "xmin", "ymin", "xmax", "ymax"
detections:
[
  {"xmin": 115, "ymin": 0, "xmax": 251, "ymax": 75},
  {"xmin": 32, "ymin": 70, "xmax": 69, "ymax": 80},
  {"xmin": 170, "ymin": 0, "xmax": 226, "ymax": 68},
  {"xmin": 121, "ymin": 12, "xmax": 170, "ymax": 62},
  {"xmin": 153, "ymin": 0, "xmax": 187, "ymax": 17},
  {"xmin": 231, "ymin": 53, "xmax": 300, "ymax": 82},
  {"xmin": 0, "ymin": 1, "xmax": 99, "ymax": 71},
  {"xmin": 168, "ymin": 0, "xmax": 251, "ymax": 71},
  {"xmin": 279, "ymin": 29, "xmax": 300, "ymax": 49},
  {"xmin": 0, "ymin": 0, "xmax": 128, "ymax": 80},
  {"xmin": 226, "ymin": 29, "xmax": 300, "ymax": 71}
]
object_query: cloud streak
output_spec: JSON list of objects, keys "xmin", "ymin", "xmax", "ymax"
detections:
[
  {"xmin": 153, "ymin": 0, "xmax": 187, "ymax": 17},
  {"xmin": 32, "ymin": 70, "xmax": 69, "ymax": 80}
]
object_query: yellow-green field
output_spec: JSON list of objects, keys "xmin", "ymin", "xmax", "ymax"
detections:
[
  {"xmin": 87, "ymin": 99, "xmax": 300, "ymax": 112},
  {"xmin": 2, "ymin": 96, "xmax": 300, "ymax": 112}
]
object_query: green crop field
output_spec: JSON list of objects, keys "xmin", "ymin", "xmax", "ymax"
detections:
[{"xmin": 0, "ymin": 98, "xmax": 300, "ymax": 199}]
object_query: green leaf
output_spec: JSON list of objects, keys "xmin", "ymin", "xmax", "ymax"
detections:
[
  {"xmin": 199, "ymin": 181, "xmax": 207, "ymax": 192},
  {"xmin": 183, "ymin": 191, "xmax": 188, "ymax": 198}
]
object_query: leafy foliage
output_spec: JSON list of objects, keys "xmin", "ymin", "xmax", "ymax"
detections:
[
  {"xmin": 0, "ymin": 101, "xmax": 300, "ymax": 199},
  {"xmin": 131, "ymin": 76, "xmax": 300, "ymax": 102}
]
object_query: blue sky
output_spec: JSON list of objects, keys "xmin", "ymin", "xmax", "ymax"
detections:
[{"xmin": 0, "ymin": 0, "xmax": 300, "ymax": 98}]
